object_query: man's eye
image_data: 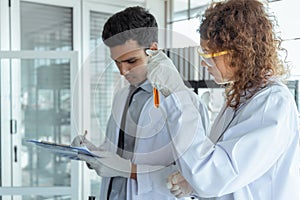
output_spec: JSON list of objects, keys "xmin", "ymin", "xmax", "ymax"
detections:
[{"xmin": 127, "ymin": 59, "xmax": 137, "ymax": 64}]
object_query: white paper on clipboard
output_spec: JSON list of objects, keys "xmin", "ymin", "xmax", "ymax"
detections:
[{"xmin": 27, "ymin": 139, "xmax": 100, "ymax": 160}]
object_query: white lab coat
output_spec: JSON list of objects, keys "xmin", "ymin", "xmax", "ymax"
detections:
[
  {"xmin": 99, "ymin": 82, "xmax": 210, "ymax": 200},
  {"xmin": 166, "ymin": 80, "xmax": 300, "ymax": 199}
]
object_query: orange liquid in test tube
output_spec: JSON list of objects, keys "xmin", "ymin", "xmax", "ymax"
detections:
[{"xmin": 153, "ymin": 87, "xmax": 160, "ymax": 108}]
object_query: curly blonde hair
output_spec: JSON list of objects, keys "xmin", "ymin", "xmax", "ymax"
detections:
[{"xmin": 199, "ymin": 0, "xmax": 288, "ymax": 109}]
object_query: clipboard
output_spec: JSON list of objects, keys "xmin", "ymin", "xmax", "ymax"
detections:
[{"xmin": 27, "ymin": 139, "xmax": 100, "ymax": 160}]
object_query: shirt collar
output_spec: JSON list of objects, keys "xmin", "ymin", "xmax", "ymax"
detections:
[{"xmin": 131, "ymin": 80, "xmax": 152, "ymax": 94}]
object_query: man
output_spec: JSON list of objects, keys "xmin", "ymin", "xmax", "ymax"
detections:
[{"xmin": 72, "ymin": 6, "xmax": 210, "ymax": 200}]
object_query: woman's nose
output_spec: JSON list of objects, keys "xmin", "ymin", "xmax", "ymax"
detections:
[{"xmin": 201, "ymin": 60, "xmax": 209, "ymax": 67}]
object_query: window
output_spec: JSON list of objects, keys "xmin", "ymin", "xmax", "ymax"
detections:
[
  {"xmin": 167, "ymin": 0, "xmax": 209, "ymax": 48},
  {"xmin": 268, "ymin": 0, "xmax": 300, "ymax": 76}
]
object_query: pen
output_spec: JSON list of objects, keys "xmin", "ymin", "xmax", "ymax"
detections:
[
  {"xmin": 153, "ymin": 87, "xmax": 160, "ymax": 108},
  {"xmin": 80, "ymin": 130, "xmax": 88, "ymax": 145}
]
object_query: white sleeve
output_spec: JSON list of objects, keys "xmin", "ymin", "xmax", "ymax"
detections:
[
  {"xmin": 159, "ymin": 89, "xmax": 209, "ymax": 166},
  {"xmin": 134, "ymin": 89, "xmax": 210, "ymax": 196}
]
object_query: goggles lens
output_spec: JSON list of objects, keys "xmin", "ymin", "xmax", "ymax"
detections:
[
  {"xmin": 197, "ymin": 47, "xmax": 228, "ymax": 67},
  {"xmin": 201, "ymin": 57, "xmax": 215, "ymax": 66}
]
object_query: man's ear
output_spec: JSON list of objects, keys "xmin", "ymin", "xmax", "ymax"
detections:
[{"xmin": 150, "ymin": 42, "xmax": 158, "ymax": 50}]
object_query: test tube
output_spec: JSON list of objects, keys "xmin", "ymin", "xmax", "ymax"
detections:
[{"xmin": 153, "ymin": 87, "xmax": 160, "ymax": 108}]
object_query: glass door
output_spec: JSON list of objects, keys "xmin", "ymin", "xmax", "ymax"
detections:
[
  {"xmin": 0, "ymin": 0, "xmax": 82, "ymax": 199},
  {"xmin": 0, "ymin": 51, "xmax": 80, "ymax": 200}
]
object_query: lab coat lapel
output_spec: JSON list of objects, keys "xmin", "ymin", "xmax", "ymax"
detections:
[{"xmin": 210, "ymin": 105, "xmax": 235, "ymax": 143}]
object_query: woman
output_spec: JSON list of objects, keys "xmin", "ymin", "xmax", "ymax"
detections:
[{"xmin": 162, "ymin": 0, "xmax": 300, "ymax": 199}]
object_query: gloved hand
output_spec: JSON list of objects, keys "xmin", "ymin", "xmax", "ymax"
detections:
[
  {"xmin": 78, "ymin": 151, "xmax": 131, "ymax": 178},
  {"xmin": 166, "ymin": 171, "xmax": 194, "ymax": 198},
  {"xmin": 146, "ymin": 50, "xmax": 187, "ymax": 97},
  {"xmin": 71, "ymin": 135, "xmax": 98, "ymax": 151}
]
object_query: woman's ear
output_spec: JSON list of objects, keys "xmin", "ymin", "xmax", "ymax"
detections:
[{"xmin": 150, "ymin": 42, "xmax": 158, "ymax": 50}]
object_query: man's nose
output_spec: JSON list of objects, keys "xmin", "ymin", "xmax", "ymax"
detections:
[{"xmin": 118, "ymin": 62, "xmax": 130, "ymax": 75}]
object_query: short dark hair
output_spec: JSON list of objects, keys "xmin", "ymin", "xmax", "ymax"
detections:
[{"xmin": 102, "ymin": 6, "xmax": 158, "ymax": 47}]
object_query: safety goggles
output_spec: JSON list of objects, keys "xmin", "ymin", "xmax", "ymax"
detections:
[{"xmin": 197, "ymin": 47, "xmax": 229, "ymax": 67}]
